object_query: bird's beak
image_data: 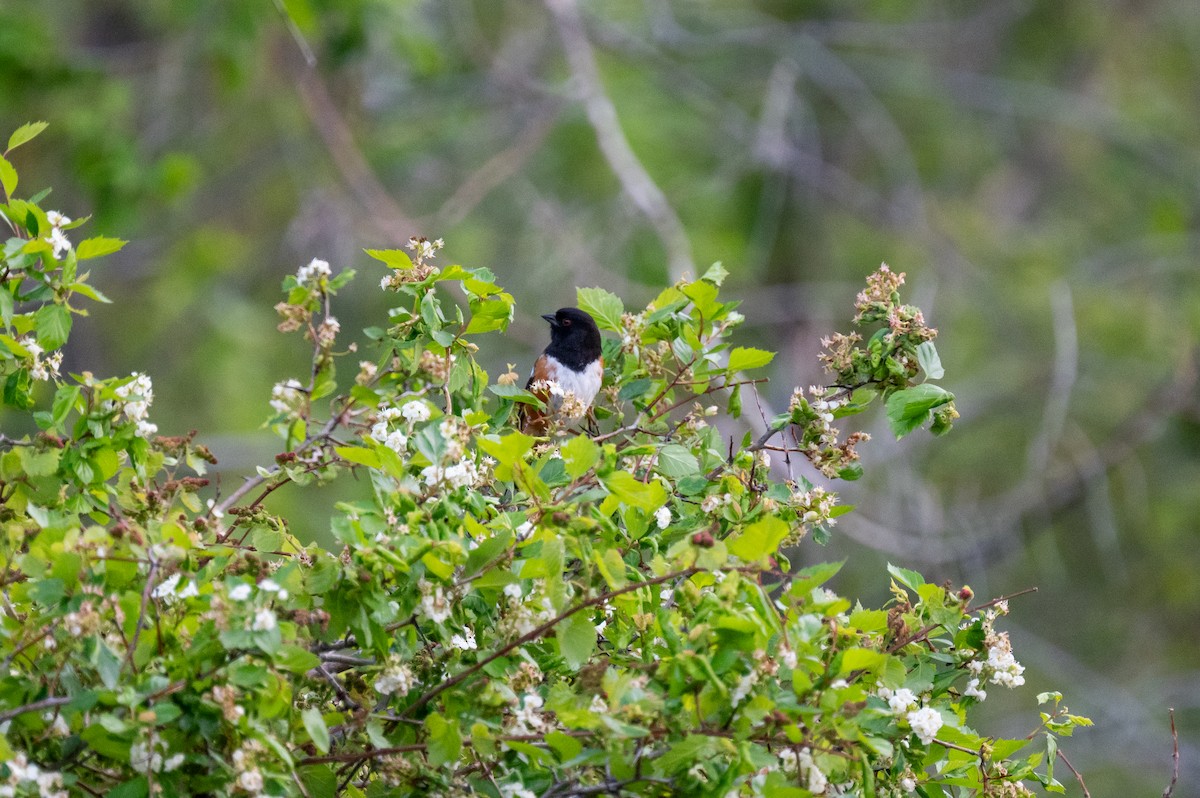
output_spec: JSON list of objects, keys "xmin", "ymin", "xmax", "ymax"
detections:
[{"xmin": 541, "ymin": 313, "xmax": 558, "ymax": 326}]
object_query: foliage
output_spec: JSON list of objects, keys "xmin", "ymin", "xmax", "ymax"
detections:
[{"xmin": 0, "ymin": 127, "xmax": 1090, "ymax": 797}]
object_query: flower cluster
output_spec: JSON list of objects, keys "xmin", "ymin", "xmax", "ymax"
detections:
[
  {"xmin": 374, "ymin": 656, "xmax": 416, "ymax": 696},
  {"xmin": 369, "ymin": 405, "xmax": 410, "ymax": 453},
  {"xmin": 113, "ymin": 372, "xmax": 158, "ymax": 437},
  {"xmin": 788, "ymin": 385, "xmax": 870, "ymax": 479},
  {"xmin": 1, "ymin": 753, "xmax": 67, "ymax": 798},
  {"xmin": 43, "ymin": 210, "xmax": 72, "ymax": 259},
  {"xmin": 269, "ymin": 379, "xmax": 305, "ymax": 415},
  {"xmin": 296, "ymin": 257, "xmax": 332, "ymax": 286},
  {"xmin": 20, "ymin": 337, "xmax": 63, "ymax": 382}
]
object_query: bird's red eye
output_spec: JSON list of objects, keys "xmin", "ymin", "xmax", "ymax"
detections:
[{"xmin": 561, "ymin": 318, "xmax": 572, "ymax": 327}]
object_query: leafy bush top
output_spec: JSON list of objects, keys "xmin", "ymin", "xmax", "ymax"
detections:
[{"xmin": 0, "ymin": 125, "xmax": 1088, "ymax": 797}]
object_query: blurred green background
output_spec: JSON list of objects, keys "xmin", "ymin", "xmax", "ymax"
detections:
[{"xmin": 3, "ymin": 0, "xmax": 1197, "ymax": 791}]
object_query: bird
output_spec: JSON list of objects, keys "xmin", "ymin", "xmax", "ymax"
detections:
[{"xmin": 520, "ymin": 307, "xmax": 604, "ymax": 436}]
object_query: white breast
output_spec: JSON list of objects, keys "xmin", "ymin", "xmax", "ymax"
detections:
[{"xmin": 542, "ymin": 355, "xmax": 603, "ymax": 409}]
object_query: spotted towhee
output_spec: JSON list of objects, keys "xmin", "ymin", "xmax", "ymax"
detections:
[{"xmin": 520, "ymin": 307, "xmax": 603, "ymax": 436}]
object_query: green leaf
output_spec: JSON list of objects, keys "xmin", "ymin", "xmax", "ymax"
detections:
[
  {"xmin": 35, "ymin": 303, "xmax": 72, "ymax": 349},
  {"xmin": 302, "ymin": 707, "xmax": 331, "ymax": 754},
  {"xmin": 104, "ymin": 778, "xmax": 149, "ymax": 798},
  {"xmin": 558, "ymin": 612, "xmax": 596, "ymax": 669},
  {"xmin": 837, "ymin": 646, "xmax": 886, "ymax": 675},
  {"xmin": 561, "ymin": 434, "xmax": 599, "ymax": 479},
  {"xmin": 728, "ymin": 516, "xmax": 790, "ymax": 563},
  {"xmin": 655, "ymin": 444, "xmax": 699, "ymax": 478},
  {"xmin": 576, "ymin": 286, "xmax": 624, "ymax": 332},
  {"xmin": 0, "ymin": 155, "xmax": 16, "ymax": 198},
  {"xmin": 887, "ymin": 562, "xmax": 926, "ymax": 593},
  {"xmin": 275, "ymin": 644, "xmax": 321, "ymax": 674},
  {"xmin": 7, "ymin": 121, "xmax": 48, "ymax": 152},
  {"xmin": 602, "ymin": 470, "xmax": 667, "ymax": 511},
  {"xmin": 464, "ymin": 294, "xmax": 514, "ymax": 334},
  {"xmin": 546, "ymin": 730, "xmax": 583, "ymax": 763},
  {"xmin": 335, "ymin": 445, "xmax": 381, "ymax": 469},
  {"xmin": 885, "ymin": 384, "xmax": 955, "ymax": 438},
  {"xmin": 364, "ymin": 248, "xmax": 414, "ymax": 269},
  {"xmin": 727, "ymin": 346, "xmax": 775, "ymax": 372},
  {"xmin": 425, "ymin": 712, "xmax": 462, "ymax": 766},
  {"xmin": 702, "ymin": 261, "xmax": 729, "ymax": 286},
  {"xmin": 916, "ymin": 341, "xmax": 944, "ymax": 380},
  {"xmin": 75, "ymin": 236, "xmax": 126, "ymax": 260},
  {"xmin": 488, "ymin": 384, "xmax": 542, "ymax": 405}
]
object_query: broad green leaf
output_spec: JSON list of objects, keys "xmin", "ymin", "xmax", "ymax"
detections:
[
  {"xmin": 887, "ymin": 562, "xmax": 926, "ymax": 593},
  {"xmin": 335, "ymin": 445, "xmax": 381, "ymax": 469},
  {"xmin": 0, "ymin": 155, "xmax": 16, "ymax": 198},
  {"xmin": 545, "ymin": 730, "xmax": 583, "ymax": 763},
  {"xmin": 916, "ymin": 341, "xmax": 944, "ymax": 380},
  {"xmin": 602, "ymin": 470, "xmax": 667, "ymax": 511},
  {"xmin": 727, "ymin": 346, "xmax": 775, "ymax": 372},
  {"xmin": 655, "ymin": 444, "xmax": 699, "ymax": 478},
  {"xmin": 561, "ymin": 434, "xmax": 599, "ymax": 478},
  {"xmin": 838, "ymin": 646, "xmax": 886, "ymax": 675},
  {"xmin": 488, "ymin": 384, "xmax": 542, "ymax": 405},
  {"xmin": 885, "ymin": 384, "xmax": 955, "ymax": 438},
  {"xmin": 364, "ymin": 248, "xmax": 413, "ymax": 269},
  {"xmin": 425, "ymin": 713, "xmax": 462, "ymax": 766},
  {"xmin": 702, "ymin": 261, "xmax": 729, "ymax": 286},
  {"xmin": 576, "ymin": 286, "xmax": 624, "ymax": 332},
  {"xmin": 7, "ymin": 121, "xmax": 48, "ymax": 152},
  {"xmin": 275, "ymin": 644, "xmax": 321, "ymax": 674},
  {"xmin": 464, "ymin": 295, "xmax": 513, "ymax": 333},
  {"xmin": 558, "ymin": 612, "xmax": 596, "ymax": 669},
  {"xmin": 35, "ymin": 303, "xmax": 71, "ymax": 349},
  {"xmin": 302, "ymin": 707, "xmax": 330, "ymax": 754},
  {"xmin": 75, "ymin": 236, "xmax": 126, "ymax": 260},
  {"xmin": 728, "ymin": 516, "xmax": 790, "ymax": 562}
]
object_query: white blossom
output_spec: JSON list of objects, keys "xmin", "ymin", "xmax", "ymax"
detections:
[
  {"xmin": 46, "ymin": 210, "xmax": 71, "ymax": 228},
  {"xmin": 296, "ymin": 257, "xmax": 332, "ymax": 285},
  {"xmin": 508, "ymin": 692, "xmax": 548, "ymax": 735},
  {"xmin": 251, "ymin": 608, "xmax": 277, "ymax": 631},
  {"xmin": 401, "ymin": 400, "xmax": 431, "ymax": 423},
  {"xmin": 900, "ymin": 775, "xmax": 917, "ymax": 792},
  {"xmin": 449, "ymin": 628, "xmax": 477, "ymax": 651},
  {"xmin": 883, "ymin": 687, "xmax": 918, "ymax": 714},
  {"xmin": 654, "ymin": 506, "xmax": 671, "ymax": 529},
  {"xmin": 906, "ymin": 706, "xmax": 943, "ymax": 745},
  {"xmin": 228, "ymin": 583, "xmax": 253, "ymax": 601},
  {"xmin": 374, "ymin": 661, "xmax": 415, "ymax": 695},
  {"xmin": 270, "ymin": 378, "xmax": 305, "ymax": 414},
  {"xmin": 114, "ymin": 372, "xmax": 157, "ymax": 437},
  {"xmin": 418, "ymin": 579, "xmax": 453, "ymax": 624},
  {"xmin": 45, "ymin": 226, "xmax": 71, "ymax": 258},
  {"xmin": 152, "ymin": 572, "xmax": 182, "ymax": 600}
]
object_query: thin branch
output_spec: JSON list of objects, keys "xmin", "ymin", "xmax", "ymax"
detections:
[
  {"xmin": 1163, "ymin": 707, "xmax": 1179, "ymax": 798},
  {"xmin": 1058, "ymin": 748, "xmax": 1091, "ymax": 798},
  {"xmin": 544, "ymin": 0, "xmax": 694, "ymax": 281},
  {"xmin": 400, "ymin": 568, "xmax": 699, "ymax": 718},
  {"xmin": 0, "ymin": 695, "xmax": 71, "ymax": 724}
]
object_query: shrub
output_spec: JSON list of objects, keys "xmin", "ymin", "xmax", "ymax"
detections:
[{"xmin": 0, "ymin": 124, "xmax": 1089, "ymax": 797}]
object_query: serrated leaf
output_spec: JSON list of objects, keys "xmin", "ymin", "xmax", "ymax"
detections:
[
  {"xmin": 335, "ymin": 445, "xmax": 381, "ymax": 469},
  {"xmin": 887, "ymin": 562, "xmax": 926, "ymax": 593},
  {"xmin": 561, "ymin": 434, "xmax": 599, "ymax": 479},
  {"xmin": 35, "ymin": 303, "xmax": 71, "ymax": 349},
  {"xmin": 425, "ymin": 713, "xmax": 462, "ymax": 766},
  {"xmin": 0, "ymin": 155, "xmax": 16, "ymax": 198},
  {"xmin": 558, "ymin": 612, "xmax": 596, "ymax": 669},
  {"xmin": 655, "ymin": 444, "xmax": 699, "ymax": 478},
  {"xmin": 576, "ymin": 286, "xmax": 624, "ymax": 332},
  {"xmin": 364, "ymin": 248, "xmax": 414, "ymax": 269},
  {"xmin": 727, "ymin": 346, "xmax": 775, "ymax": 372},
  {"xmin": 702, "ymin": 261, "xmax": 729, "ymax": 286},
  {"xmin": 916, "ymin": 341, "xmax": 944, "ymax": 380},
  {"xmin": 884, "ymin": 384, "xmax": 954, "ymax": 438},
  {"xmin": 7, "ymin": 121, "xmax": 48, "ymax": 152},
  {"xmin": 602, "ymin": 470, "xmax": 667, "ymax": 511},
  {"xmin": 728, "ymin": 516, "xmax": 790, "ymax": 563},
  {"xmin": 302, "ymin": 707, "xmax": 330, "ymax": 754},
  {"xmin": 75, "ymin": 236, "xmax": 126, "ymax": 260}
]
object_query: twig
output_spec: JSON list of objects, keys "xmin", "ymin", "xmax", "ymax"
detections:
[
  {"xmin": 1057, "ymin": 748, "xmax": 1090, "ymax": 798},
  {"xmin": 0, "ymin": 695, "xmax": 71, "ymax": 724},
  {"xmin": 400, "ymin": 568, "xmax": 699, "ymax": 718},
  {"xmin": 1163, "ymin": 707, "xmax": 1179, "ymax": 798},
  {"xmin": 544, "ymin": 0, "xmax": 694, "ymax": 281},
  {"xmin": 125, "ymin": 557, "xmax": 159, "ymax": 671}
]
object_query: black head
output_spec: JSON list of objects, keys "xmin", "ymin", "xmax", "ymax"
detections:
[{"xmin": 541, "ymin": 307, "xmax": 602, "ymax": 370}]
